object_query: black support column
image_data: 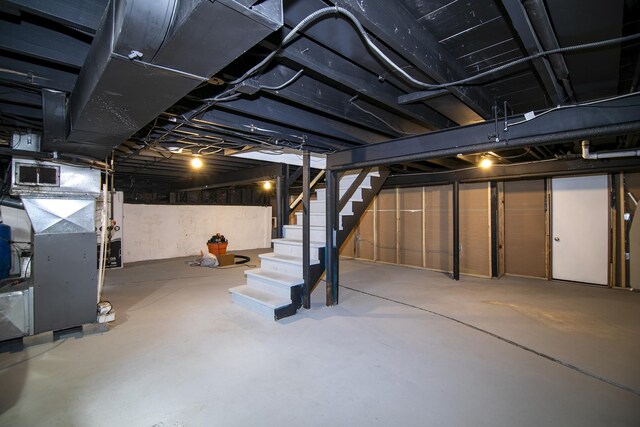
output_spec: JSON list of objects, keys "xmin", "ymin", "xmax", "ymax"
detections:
[
  {"xmin": 276, "ymin": 171, "xmax": 285, "ymax": 239},
  {"xmin": 283, "ymin": 164, "xmax": 290, "ymax": 227},
  {"xmin": 326, "ymin": 169, "xmax": 339, "ymax": 306},
  {"xmin": 453, "ymin": 181, "xmax": 460, "ymax": 281},
  {"xmin": 302, "ymin": 152, "xmax": 311, "ymax": 309}
]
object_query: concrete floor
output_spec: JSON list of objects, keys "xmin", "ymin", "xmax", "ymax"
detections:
[{"xmin": 1, "ymin": 248, "xmax": 639, "ymax": 426}]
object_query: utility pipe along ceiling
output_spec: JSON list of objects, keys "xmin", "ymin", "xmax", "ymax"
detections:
[{"xmin": 0, "ymin": 0, "xmax": 639, "ymax": 193}]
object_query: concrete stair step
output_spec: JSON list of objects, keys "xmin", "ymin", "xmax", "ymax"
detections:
[
  {"xmin": 259, "ymin": 252, "xmax": 319, "ymax": 276},
  {"xmin": 259, "ymin": 252, "xmax": 320, "ymax": 266},
  {"xmin": 283, "ymin": 224, "xmax": 326, "ymax": 241},
  {"xmin": 272, "ymin": 238, "xmax": 324, "ymax": 260},
  {"xmin": 272, "ymin": 238, "xmax": 325, "ymax": 248},
  {"xmin": 245, "ymin": 269, "xmax": 302, "ymax": 298},
  {"xmin": 229, "ymin": 285, "xmax": 290, "ymax": 318},
  {"xmin": 294, "ymin": 211, "xmax": 325, "ymax": 226}
]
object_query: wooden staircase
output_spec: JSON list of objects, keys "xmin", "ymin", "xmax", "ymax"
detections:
[{"xmin": 229, "ymin": 168, "xmax": 388, "ymax": 319}]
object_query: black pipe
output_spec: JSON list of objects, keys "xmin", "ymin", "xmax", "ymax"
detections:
[
  {"xmin": 302, "ymin": 151, "xmax": 311, "ymax": 309},
  {"xmin": 453, "ymin": 181, "xmax": 460, "ymax": 281}
]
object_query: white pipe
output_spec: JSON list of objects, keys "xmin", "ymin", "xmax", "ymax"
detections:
[
  {"xmin": 628, "ymin": 192, "xmax": 638, "ymax": 207},
  {"xmin": 581, "ymin": 140, "xmax": 640, "ymax": 160},
  {"xmin": 96, "ymin": 183, "xmax": 108, "ymax": 303}
]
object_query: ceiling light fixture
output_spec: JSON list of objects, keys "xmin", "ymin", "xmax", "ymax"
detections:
[
  {"xmin": 479, "ymin": 157, "xmax": 493, "ymax": 169},
  {"xmin": 263, "ymin": 181, "xmax": 272, "ymax": 190},
  {"xmin": 191, "ymin": 156, "xmax": 203, "ymax": 169}
]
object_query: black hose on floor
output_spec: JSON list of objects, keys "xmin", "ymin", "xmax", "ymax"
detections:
[{"xmin": 234, "ymin": 255, "xmax": 250, "ymax": 265}]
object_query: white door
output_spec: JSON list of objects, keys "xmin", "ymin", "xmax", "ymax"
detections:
[{"xmin": 552, "ymin": 175, "xmax": 609, "ymax": 285}]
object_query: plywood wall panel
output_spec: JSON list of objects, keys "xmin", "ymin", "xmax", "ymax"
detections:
[
  {"xmin": 341, "ymin": 228, "xmax": 356, "ymax": 258},
  {"xmin": 504, "ymin": 180, "xmax": 546, "ymax": 278},
  {"xmin": 399, "ymin": 187, "xmax": 423, "ymax": 267},
  {"xmin": 376, "ymin": 189, "xmax": 397, "ymax": 263},
  {"xmin": 356, "ymin": 205, "xmax": 375, "ymax": 260},
  {"xmin": 459, "ymin": 182, "xmax": 490, "ymax": 277},
  {"xmin": 424, "ymin": 185, "xmax": 453, "ymax": 271}
]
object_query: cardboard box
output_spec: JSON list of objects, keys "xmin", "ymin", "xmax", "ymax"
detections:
[{"xmin": 217, "ymin": 253, "xmax": 235, "ymax": 267}]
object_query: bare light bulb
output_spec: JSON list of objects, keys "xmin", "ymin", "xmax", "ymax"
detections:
[
  {"xmin": 263, "ymin": 181, "xmax": 272, "ymax": 190},
  {"xmin": 191, "ymin": 156, "xmax": 203, "ymax": 169},
  {"xmin": 479, "ymin": 158, "xmax": 493, "ymax": 169}
]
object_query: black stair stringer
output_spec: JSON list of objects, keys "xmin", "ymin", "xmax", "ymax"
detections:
[
  {"xmin": 338, "ymin": 168, "xmax": 390, "ymax": 246},
  {"xmin": 276, "ymin": 247, "xmax": 325, "ymax": 320},
  {"xmin": 309, "ymin": 168, "xmax": 390, "ymax": 296}
]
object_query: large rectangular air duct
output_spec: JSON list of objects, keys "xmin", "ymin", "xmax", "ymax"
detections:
[{"xmin": 63, "ymin": 0, "xmax": 283, "ymax": 158}]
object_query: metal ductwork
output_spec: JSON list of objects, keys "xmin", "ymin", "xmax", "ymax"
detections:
[
  {"xmin": 10, "ymin": 130, "xmax": 102, "ymax": 334},
  {"xmin": 63, "ymin": 0, "xmax": 283, "ymax": 158}
]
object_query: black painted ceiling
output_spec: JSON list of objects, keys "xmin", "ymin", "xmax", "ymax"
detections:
[{"xmin": 0, "ymin": 0, "xmax": 638, "ymax": 192}]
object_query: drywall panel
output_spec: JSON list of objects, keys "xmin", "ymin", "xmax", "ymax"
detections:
[
  {"xmin": 356, "ymin": 204, "xmax": 375, "ymax": 260},
  {"xmin": 123, "ymin": 204, "xmax": 271, "ymax": 263},
  {"xmin": 398, "ymin": 187, "xmax": 423, "ymax": 267},
  {"xmin": 460, "ymin": 182, "xmax": 490, "ymax": 277},
  {"xmin": 424, "ymin": 185, "xmax": 452, "ymax": 272},
  {"xmin": 376, "ymin": 189, "xmax": 397, "ymax": 263},
  {"xmin": 504, "ymin": 180, "xmax": 546, "ymax": 278},
  {"xmin": 552, "ymin": 175, "xmax": 608, "ymax": 285}
]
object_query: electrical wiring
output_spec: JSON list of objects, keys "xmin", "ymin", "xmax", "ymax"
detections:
[
  {"xmin": 506, "ymin": 91, "xmax": 640, "ymax": 129},
  {"xmin": 349, "ymin": 95, "xmax": 415, "ymax": 135},
  {"xmin": 260, "ymin": 69, "xmax": 305, "ymax": 91},
  {"xmin": 226, "ymin": 6, "xmax": 640, "ymax": 92},
  {"xmin": 490, "ymin": 148, "xmax": 533, "ymax": 159}
]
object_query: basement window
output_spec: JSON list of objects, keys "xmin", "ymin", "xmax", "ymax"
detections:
[{"xmin": 15, "ymin": 164, "xmax": 60, "ymax": 186}]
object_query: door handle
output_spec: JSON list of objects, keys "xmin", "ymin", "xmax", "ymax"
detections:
[{"xmin": 554, "ymin": 237, "xmax": 560, "ymax": 242}]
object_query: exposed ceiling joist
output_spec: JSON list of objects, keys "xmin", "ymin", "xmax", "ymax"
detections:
[
  {"xmin": 327, "ymin": 0, "xmax": 494, "ymax": 119},
  {"xmin": 0, "ymin": 86, "xmax": 41, "ymax": 106},
  {"xmin": 271, "ymin": 37, "xmax": 454, "ymax": 129},
  {"xmin": 0, "ymin": 56, "xmax": 77, "ymax": 92},
  {"xmin": 2, "ymin": 0, "xmax": 107, "ymax": 33},
  {"xmin": 175, "ymin": 163, "xmax": 283, "ymax": 191},
  {"xmin": 499, "ymin": 0, "xmax": 566, "ymax": 105},
  {"xmin": 249, "ymin": 63, "xmax": 427, "ymax": 137},
  {"xmin": 0, "ymin": 19, "xmax": 90, "ymax": 68}
]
